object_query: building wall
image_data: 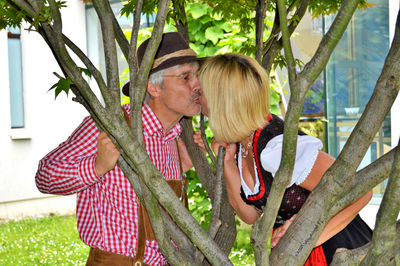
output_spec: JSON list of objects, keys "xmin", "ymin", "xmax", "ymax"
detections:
[{"xmin": 0, "ymin": 0, "xmax": 88, "ymax": 219}]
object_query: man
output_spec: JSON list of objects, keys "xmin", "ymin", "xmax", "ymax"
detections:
[{"xmin": 35, "ymin": 32, "xmax": 201, "ymax": 265}]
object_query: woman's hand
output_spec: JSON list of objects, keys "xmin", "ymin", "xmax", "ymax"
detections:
[
  {"xmin": 193, "ymin": 130, "xmax": 228, "ymax": 156},
  {"xmin": 271, "ymin": 215, "xmax": 296, "ymax": 248},
  {"xmin": 223, "ymin": 142, "xmax": 237, "ymax": 162}
]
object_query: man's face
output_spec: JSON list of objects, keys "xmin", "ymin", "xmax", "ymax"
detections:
[{"xmin": 158, "ymin": 63, "xmax": 202, "ymax": 118}]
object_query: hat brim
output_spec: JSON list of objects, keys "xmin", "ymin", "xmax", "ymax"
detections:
[{"xmin": 122, "ymin": 56, "xmax": 202, "ymax": 96}]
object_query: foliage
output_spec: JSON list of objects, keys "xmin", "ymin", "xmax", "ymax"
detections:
[
  {"xmin": 0, "ymin": 214, "xmax": 255, "ymax": 265},
  {"xmin": 48, "ymin": 77, "xmax": 73, "ymax": 99},
  {"xmin": 185, "ymin": 3, "xmax": 254, "ymax": 57},
  {"xmin": 0, "ymin": 215, "xmax": 89, "ymax": 265},
  {"xmin": 120, "ymin": 2, "xmax": 282, "ymax": 110},
  {"xmin": 204, "ymin": 0, "xmax": 373, "ymax": 22},
  {"xmin": 299, "ymin": 118, "xmax": 327, "ymax": 145},
  {"xmin": 0, "ymin": 0, "xmax": 67, "ymax": 30},
  {"xmin": 230, "ymin": 223, "xmax": 255, "ymax": 265},
  {"xmin": 48, "ymin": 68, "xmax": 91, "ymax": 99},
  {"xmin": 308, "ymin": 0, "xmax": 373, "ymax": 18},
  {"xmin": 3, "ymin": 0, "xmax": 393, "ymax": 264},
  {"xmin": 0, "ymin": 0, "xmax": 26, "ymax": 29},
  {"xmin": 120, "ymin": 1, "xmax": 283, "ymax": 234}
]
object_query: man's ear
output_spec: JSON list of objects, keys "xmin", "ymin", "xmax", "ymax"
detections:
[{"xmin": 147, "ymin": 82, "xmax": 161, "ymax": 98}]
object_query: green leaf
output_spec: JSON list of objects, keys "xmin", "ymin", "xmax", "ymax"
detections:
[
  {"xmin": 216, "ymin": 45, "xmax": 232, "ymax": 54},
  {"xmin": 220, "ymin": 21, "xmax": 233, "ymax": 32},
  {"xmin": 79, "ymin": 68, "xmax": 92, "ymax": 79},
  {"xmin": 193, "ymin": 30, "xmax": 206, "ymax": 43},
  {"xmin": 270, "ymin": 90, "xmax": 280, "ymax": 106},
  {"xmin": 188, "ymin": 20, "xmax": 203, "ymax": 34},
  {"xmin": 199, "ymin": 15, "xmax": 212, "ymax": 24},
  {"xmin": 270, "ymin": 104, "xmax": 280, "ymax": 115},
  {"xmin": 189, "ymin": 4, "xmax": 208, "ymax": 19},
  {"xmin": 48, "ymin": 77, "xmax": 73, "ymax": 99},
  {"xmin": 205, "ymin": 26, "xmax": 223, "ymax": 45}
]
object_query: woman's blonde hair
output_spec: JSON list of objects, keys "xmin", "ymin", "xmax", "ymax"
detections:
[{"xmin": 199, "ymin": 53, "xmax": 270, "ymax": 142}]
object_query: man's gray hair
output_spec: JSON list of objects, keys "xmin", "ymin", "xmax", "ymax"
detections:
[
  {"xmin": 145, "ymin": 62, "xmax": 199, "ymax": 102},
  {"xmin": 149, "ymin": 65, "xmax": 179, "ymax": 88},
  {"xmin": 149, "ymin": 61, "xmax": 199, "ymax": 88}
]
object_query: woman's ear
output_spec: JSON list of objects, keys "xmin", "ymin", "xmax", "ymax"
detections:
[{"xmin": 146, "ymin": 82, "xmax": 161, "ymax": 98}]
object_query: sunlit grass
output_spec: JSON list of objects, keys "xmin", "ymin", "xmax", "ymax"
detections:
[
  {"xmin": 0, "ymin": 215, "xmax": 89, "ymax": 265},
  {"xmin": 230, "ymin": 223, "xmax": 255, "ymax": 265},
  {"xmin": 0, "ymin": 215, "xmax": 255, "ymax": 265}
]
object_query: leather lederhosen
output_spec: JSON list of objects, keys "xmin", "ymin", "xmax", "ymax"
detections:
[{"xmin": 86, "ymin": 177, "xmax": 186, "ymax": 266}]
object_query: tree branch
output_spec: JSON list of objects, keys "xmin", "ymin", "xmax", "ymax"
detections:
[
  {"xmin": 180, "ymin": 118, "xmax": 237, "ymax": 258},
  {"xmin": 208, "ymin": 146, "xmax": 225, "ymax": 238},
  {"xmin": 110, "ymin": 8, "xmax": 130, "ymax": 62},
  {"xmin": 7, "ymin": 0, "xmax": 35, "ymax": 17},
  {"xmin": 297, "ymin": 0, "xmax": 362, "ymax": 97},
  {"xmin": 161, "ymin": 208, "xmax": 199, "ymax": 263},
  {"xmin": 253, "ymin": 1, "xmax": 309, "ymax": 262},
  {"xmin": 128, "ymin": 0, "xmax": 143, "ymax": 131},
  {"xmin": 92, "ymin": 1, "xmax": 120, "ymax": 111},
  {"xmin": 331, "ymin": 243, "xmax": 370, "ymax": 265},
  {"xmin": 276, "ymin": 0, "xmax": 296, "ymax": 87},
  {"xmin": 334, "ymin": 147, "xmax": 396, "ymax": 213},
  {"xmin": 267, "ymin": 0, "xmax": 400, "ymax": 264},
  {"xmin": 331, "ymin": 145, "xmax": 400, "ymax": 266},
  {"xmin": 62, "ymin": 34, "xmax": 108, "ymax": 101},
  {"xmin": 172, "ymin": 0, "xmax": 189, "ymax": 42},
  {"xmin": 129, "ymin": 0, "xmax": 170, "ymax": 151},
  {"xmin": 262, "ymin": 0, "xmax": 309, "ymax": 74},
  {"xmin": 200, "ymin": 113, "xmax": 217, "ymax": 166},
  {"xmin": 360, "ymin": 142, "xmax": 400, "ymax": 265},
  {"xmin": 255, "ymin": 0, "xmax": 269, "ymax": 63}
]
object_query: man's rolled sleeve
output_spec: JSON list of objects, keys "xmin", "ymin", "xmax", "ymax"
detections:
[{"xmin": 79, "ymin": 155, "xmax": 102, "ymax": 185}]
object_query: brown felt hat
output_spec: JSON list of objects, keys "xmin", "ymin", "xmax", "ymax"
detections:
[{"xmin": 122, "ymin": 32, "xmax": 198, "ymax": 96}]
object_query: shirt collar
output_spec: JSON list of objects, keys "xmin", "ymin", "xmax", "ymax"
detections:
[{"xmin": 142, "ymin": 104, "xmax": 182, "ymax": 140}]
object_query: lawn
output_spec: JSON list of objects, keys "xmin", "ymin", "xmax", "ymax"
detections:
[
  {"xmin": 0, "ymin": 215, "xmax": 254, "ymax": 265},
  {"xmin": 0, "ymin": 215, "xmax": 89, "ymax": 265}
]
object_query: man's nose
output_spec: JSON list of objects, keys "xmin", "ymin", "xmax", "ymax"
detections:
[{"xmin": 190, "ymin": 75, "xmax": 201, "ymax": 91}]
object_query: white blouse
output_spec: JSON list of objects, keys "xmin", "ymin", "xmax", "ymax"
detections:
[{"xmin": 240, "ymin": 134, "xmax": 322, "ymax": 199}]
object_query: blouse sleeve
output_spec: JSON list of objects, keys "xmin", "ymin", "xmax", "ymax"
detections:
[{"xmin": 260, "ymin": 134, "xmax": 323, "ymax": 187}]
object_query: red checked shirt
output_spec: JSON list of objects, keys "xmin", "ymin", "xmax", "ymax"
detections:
[{"xmin": 35, "ymin": 104, "xmax": 182, "ymax": 265}]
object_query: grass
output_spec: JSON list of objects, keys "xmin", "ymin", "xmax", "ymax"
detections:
[
  {"xmin": 0, "ymin": 215, "xmax": 255, "ymax": 265},
  {"xmin": 0, "ymin": 215, "xmax": 89, "ymax": 265},
  {"xmin": 230, "ymin": 222, "xmax": 255, "ymax": 265}
]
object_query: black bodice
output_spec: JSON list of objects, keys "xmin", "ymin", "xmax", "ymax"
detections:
[{"xmin": 239, "ymin": 115, "xmax": 310, "ymax": 227}]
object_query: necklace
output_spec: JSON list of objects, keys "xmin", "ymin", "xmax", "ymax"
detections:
[{"xmin": 241, "ymin": 131, "xmax": 254, "ymax": 158}]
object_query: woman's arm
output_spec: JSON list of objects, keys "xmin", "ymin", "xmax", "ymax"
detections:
[
  {"xmin": 301, "ymin": 151, "xmax": 372, "ymax": 246},
  {"xmin": 224, "ymin": 155, "xmax": 261, "ymax": 224},
  {"xmin": 315, "ymin": 189, "xmax": 372, "ymax": 246},
  {"xmin": 194, "ymin": 133, "xmax": 260, "ymax": 223}
]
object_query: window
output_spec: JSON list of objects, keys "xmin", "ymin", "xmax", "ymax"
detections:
[
  {"xmin": 7, "ymin": 26, "xmax": 25, "ymax": 128},
  {"xmin": 324, "ymin": 0, "xmax": 390, "ymax": 198}
]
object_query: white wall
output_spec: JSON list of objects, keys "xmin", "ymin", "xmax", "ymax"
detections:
[{"xmin": 0, "ymin": 0, "xmax": 88, "ymax": 219}]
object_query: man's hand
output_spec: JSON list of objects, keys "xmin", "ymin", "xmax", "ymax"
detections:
[
  {"xmin": 271, "ymin": 215, "xmax": 296, "ymax": 248},
  {"xmin": 193, "ymin": 130, "xmax": 209, "ymax": 153},
  {"xmin": 176, "ymin": 138, "xmax": 193, "ymax": 172},
  {"xmin": 95, "ymin": 132, "xmax": 120, "ymax": 177}
]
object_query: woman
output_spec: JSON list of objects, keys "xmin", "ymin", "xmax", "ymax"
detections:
[{"xmin": 195, "ymin": 53, "xmax": 372, "ymax": 265}]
